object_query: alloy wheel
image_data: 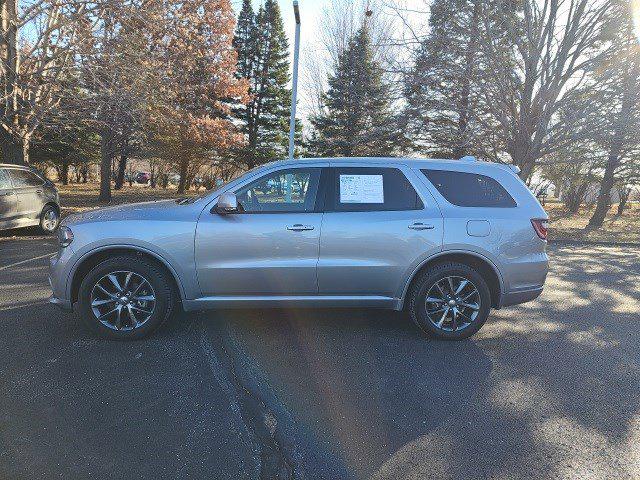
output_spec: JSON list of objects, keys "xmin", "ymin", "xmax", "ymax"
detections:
[
  {"xmin": 42, "ymin": 209, "xmax": 59, "ymax": 231},
  {"xmin": 89, "ymin": 271, "xmax": 156, "ymax": 331},
  {"xmin": 424, "ymin": 275, "xmax": 481, "ymax": 332}
]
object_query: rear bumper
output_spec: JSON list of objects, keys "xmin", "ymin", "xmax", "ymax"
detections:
[
  {"xmin": 499, "ymin": 286, "xmax": 543, "ymax": 308},
  {"xmin": 49, "ymin": 295, "xmax": 73, "ymax": 312}
]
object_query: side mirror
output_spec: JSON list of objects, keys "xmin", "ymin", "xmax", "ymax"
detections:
[{"xmin": 215, "ymin": 192, "xmax": 238, "ymax": 214}]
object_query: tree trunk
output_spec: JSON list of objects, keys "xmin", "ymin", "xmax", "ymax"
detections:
[
  {"xmin": 617, "ymin": 188, "xmax": 630, "ymax": 216},
  {"xmin": 177, "ymin": 159, "xmax": 189, "ymax": 194},
  {"xmin": 588, "ymin": 112, "xmax": 628, "ymax": 227},
  {"xmin": 99, "ymin": 132, "xmax": 114, "ymax": 203},
  {"xmin": 453, "ymin": 0, "xmax": 482, "ymax": 159},
  {"xmin": 114, "ymin": 153, "xmax": 127, "ymax": 190},
  {"xmin": 0, "ymin": 131, "xmax": 26, "ymax": 165},
  {"xmin": 150, "ymin": 161, "xmax": 157, "ymax": 188},
  {"xmin": 60, "ymin": 162, "xmax": 69, "ymax": 185}
]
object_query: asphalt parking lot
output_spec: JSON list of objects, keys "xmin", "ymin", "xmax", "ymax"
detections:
[{"xmin": 0, "ymin": 235, "xmax": 639, "ymax": 479}]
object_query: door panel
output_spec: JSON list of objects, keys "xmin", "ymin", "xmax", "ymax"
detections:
[
  {"xmin": 318, "ymin": 166, "xmax": 443, "ymax": 298},
  {"xmin": 318, "ymin": 210, "xmax": 442, "ymax": 297},
  {"xmin": 195, "ymin": 213, "xmax": 322, "ymax": 295},
  {"xmin": 195, "ymin": 166, "xmax": 326, "ymax": 297},
  {"xmin": 0, "ymin": 169, "xmax": 18, "ymax": 228},
  {"xmin": 7, "ymin": 168, "xmax": 45, "ymax": 222}
]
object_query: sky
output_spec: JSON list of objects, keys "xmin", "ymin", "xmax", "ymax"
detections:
[
  {"xmin": 232, "ymin": 0, "xmax": 427, "ymax": 60},
  {"xmin": 231, "ymin": 0, "xmax": 428, "ymax": 118}
]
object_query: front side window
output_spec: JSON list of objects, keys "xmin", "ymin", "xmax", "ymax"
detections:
[
  {"xmin": 235, "ymin": 168, "xmax": 321, "ymax": 213},
  {"xmin": 7, "ymin": 169, "xmax": 44, "ymax": 188},
  {"xmin": 330, "ymin": 167, "xmax": 423, "ymax": 212},
  {"xmin": 0, "ymin": 169, "xmax": 11, "ymax": 189},
  {"xmin": 421, "ymin": 169, "xmax": 517, "ymax": 208}
]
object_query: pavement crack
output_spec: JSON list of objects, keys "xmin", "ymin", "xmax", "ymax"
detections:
[{"xmin": 199, "ymin": 319, "xmax": 301, "ymax": 480}]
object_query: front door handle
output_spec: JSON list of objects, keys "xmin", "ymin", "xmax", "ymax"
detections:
[
  {"xmin": 287, "ymin": 224, "xmax": 314, "ymax": 232},
  {"xmin": 408, "ymin": 222, "xmax": 435, "ymax": 230},
  {"xmin": 36, "ymin": 190, "xmax": 43, "ymax": 194}
]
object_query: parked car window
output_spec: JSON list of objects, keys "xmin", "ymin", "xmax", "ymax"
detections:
[
  {"xmin": 421, "ymin": 169, "xmax": 517, "ymax": 208},
  {"xmin": 7, "ymin": 168, "xmax": 44, "ymax": 187},
  {"xmin": 0, "ymin": 169, "xmax": 11, "ymax": 189},
  {"xmin": 235, "ymin": 168, "xmax": 321, "ymax": 213},
  {"xmin": 330, "ymin": 167, "xmax": 423, "ymax": 212}
]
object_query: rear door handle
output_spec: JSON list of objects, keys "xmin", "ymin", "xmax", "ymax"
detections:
[
  {"xmin": 408, "ymin": 222, "xmax": 435, "ymax": 230},
  {"xmin": 287, "ymin": 224, "xmax": 314, "ymax": 232}
]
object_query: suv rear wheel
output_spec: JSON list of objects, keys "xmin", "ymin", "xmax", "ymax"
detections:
[
  {"xmin": 77, "ymin": 256, "xmax": 175, "ymax": 339},
  {"xmin": 407, "ymin": 262, "xmax": 491, "ymax": 340}
]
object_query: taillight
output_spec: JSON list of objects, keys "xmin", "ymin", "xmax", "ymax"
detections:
[{"xmin": 531, "ymin": 219, "xmax": 549, "ymax": 240}]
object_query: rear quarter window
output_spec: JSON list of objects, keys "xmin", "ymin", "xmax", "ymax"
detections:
[
  {"xmin": 7, "ymin": 168, "xmax": 45, "ymax": 187},
  {"xmin": 421, "ymin": 169, "xmax": 517, "ymax": 208}
]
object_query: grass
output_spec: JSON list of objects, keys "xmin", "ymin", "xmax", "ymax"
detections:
[
  {"xmin": 544, "ymin": 200, "xmax": 639, "ymax": 244},
  {"xmin": 57, "ymin": 182, "xmax": 197, "ymax": 215}
]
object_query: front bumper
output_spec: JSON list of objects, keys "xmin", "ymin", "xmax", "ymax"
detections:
[
  {"xmin": 49, "ymin": 294, "xmax": 73, "ymax": 312},
  {"xmin": 49, "ymin": 246, "xmax": 75, "ymax": 312}
]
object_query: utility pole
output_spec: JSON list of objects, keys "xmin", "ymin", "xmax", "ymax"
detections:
[
  {"xmin": 285, "ymin": 1, "xmax": 301, "ymax": 202},
  {"xmin": 288, "ymin": 0, "xmax": 301, "ymax": 161}
]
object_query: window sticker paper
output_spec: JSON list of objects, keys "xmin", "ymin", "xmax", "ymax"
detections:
[{"xmin": 339, "ymin": 174, "xmax": 384, "ymax": 203}]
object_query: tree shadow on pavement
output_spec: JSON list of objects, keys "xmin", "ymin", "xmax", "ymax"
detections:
[{"xmin": 205, "ymin": 244, "xmax": 640, "ymax": 479}]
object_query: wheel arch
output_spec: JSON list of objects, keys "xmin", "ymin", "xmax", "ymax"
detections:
[
  {"xmin": 69, "ymin": 246, "xmax": 185, "ymax": 306},
  {"xmin": 42, "ymin": 202, "xmax": 60, "ymax": 216},
  {"xmin": 400, "ymin": 251, "xmax": 504, "ymax": 309}
]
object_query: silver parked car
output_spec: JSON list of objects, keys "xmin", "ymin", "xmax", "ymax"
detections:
[
  {"xmin": 0, "ymin": 164, "xmax": 60, "ymax": 233},
  {"xmin": 49, "ymin": 157, "xmax": 549, "ymax": 340}
]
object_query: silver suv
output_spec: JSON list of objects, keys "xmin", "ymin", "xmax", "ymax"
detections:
[
  {"xmin": 0, "ymin": 164, "xmax": 60, "ymax": 233},
  {"xmin": 49, "ymin": 157, "xmax": 549, "ymax": 340}
]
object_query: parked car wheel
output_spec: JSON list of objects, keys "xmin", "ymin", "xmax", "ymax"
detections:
[
  {"xmin": 407, "ymin": 262, "xmax": 491, "ymax": 340},
  {"xmin": 39, "ymin": 205, "xmax": 60, "ymax": 234},
  {"xmin": 77, "ymin": 256, "xmax": 175, "ymax": 340}
]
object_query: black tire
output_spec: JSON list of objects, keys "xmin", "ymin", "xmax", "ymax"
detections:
[
  {"xmin": 407, "ymin": 262, "xmax": 491, "ymax": 340},
  {"xmin": 39, "ymin": 204, "xmax": 60, "ymax": 234},
  {"xmin": 77, "ymin": 255, "xmax": 175, "ymax": 340}
]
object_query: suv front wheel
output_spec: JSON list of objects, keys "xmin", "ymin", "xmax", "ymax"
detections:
[
  {"xmin": 77, "ymin": 256, "xmax": 175, "ymax": 339},
  {"xmin": 407, "ymin": 262, "xmax": 491, "ymax": 340}
]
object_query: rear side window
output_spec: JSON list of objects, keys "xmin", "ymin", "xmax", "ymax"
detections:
[
  {"xmin": 421, "ymin": 169, "xmax": 516, "ymax": 208},
  {"xmin": 0, "ymin": 169, "xmax": 11, "ymax": 189},
  {"xmin": 7, "ymin": 168, "xmax": 44, "ymax": 187},
  {"xmin": 330, "ymin": 167, "xmax": 423, "ymax": 212}
]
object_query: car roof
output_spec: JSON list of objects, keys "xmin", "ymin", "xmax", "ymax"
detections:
[{"xmin": 263, "ymin": 156, "xmax": 517, "ymax": 175}]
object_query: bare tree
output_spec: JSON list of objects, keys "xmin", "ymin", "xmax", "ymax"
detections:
[
  {"xmin": 587, "ymin": 0, "xmax": 640, "ymax": 227},
  {"xmin": 480, "ymin": 0, "xmax": 611, "ymax": 180},
  {"xmin": 0, "ymin": 0, "xmax": 89, "ymax": 164}
]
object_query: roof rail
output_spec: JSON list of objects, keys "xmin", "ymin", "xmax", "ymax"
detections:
[{"xmin": 459, "ymin": 155, "xmax": 476, "ymax": 162}]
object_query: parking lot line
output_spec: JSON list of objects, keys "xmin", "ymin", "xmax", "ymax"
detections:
[{"xmin": 0, "ymin": 252, "xmax": 56, "ymax": 272}]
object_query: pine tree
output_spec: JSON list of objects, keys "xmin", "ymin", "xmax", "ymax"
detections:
[
  {"xmin": 309, "ymin": 27, "xmax": 401, "ymax": 157},
  {"xmin": 405, "ymin": 0, "xmax": 490, "ymax": 159},
  {"xmin": 233, "ymin": 0, "xmax": 293, "ymax": 169},
  {"xmin": 233, "ymin": 0, "xmax": 255, "ymax": 81}
]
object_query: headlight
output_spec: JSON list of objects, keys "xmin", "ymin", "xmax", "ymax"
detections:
[{"xmin": 58, "ymin": 226, "xmax": 74, "ymax": 248}]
